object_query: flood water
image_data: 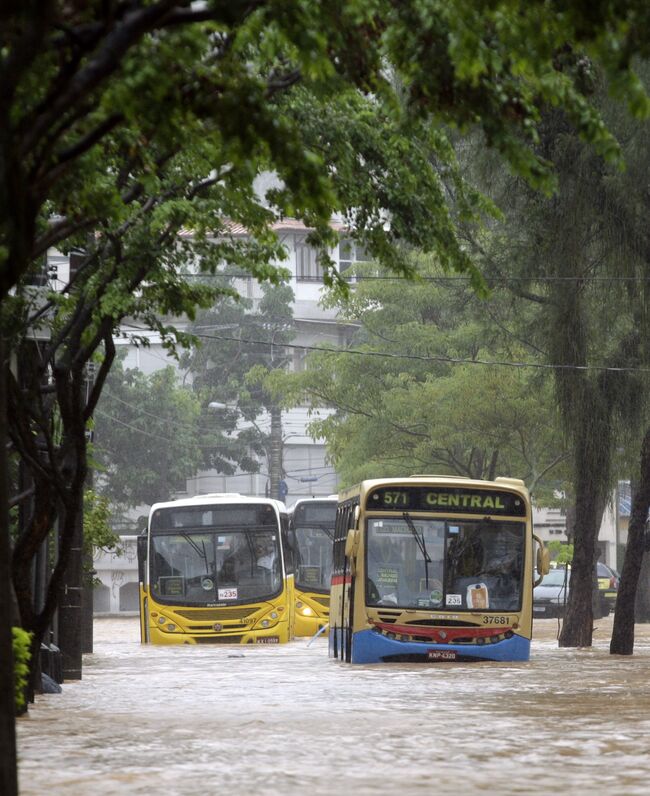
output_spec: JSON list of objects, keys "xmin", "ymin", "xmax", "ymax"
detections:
[{"xmin": 16, "ymin": 615, "xmax": 650, "ymax": 795}]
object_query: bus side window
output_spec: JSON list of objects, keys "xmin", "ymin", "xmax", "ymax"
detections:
[
  {"xmin": 137, "ymin": 533, "xmax": 147, "ymax": 584},
  {"xmin": 281, "ymin": 515, "xmax": 294, "ymax": 574}
]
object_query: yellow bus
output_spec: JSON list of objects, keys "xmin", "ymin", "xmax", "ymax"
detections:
[
  {"xmin": 288, "ymin": 496, "xmax": 337, "ymax": 637},
  {"xmin": 137, "ymin": 493, "xmax": 295, "ymax": 644},
  {"xmin": 330, "ymin": 476, "xmax": 548, "ymax": 663}
]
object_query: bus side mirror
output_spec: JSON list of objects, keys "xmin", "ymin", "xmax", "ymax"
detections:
[
  {"xmin": 345, "ymin": 528, "xmax": 360, "ymax": 576},
  {"xmin": 345, "ymin": 528, "xmax": 360, "ymax": 559},
  {"xmin": 533, "ymin": 535, "xmax": 550, "ymax": 585}
]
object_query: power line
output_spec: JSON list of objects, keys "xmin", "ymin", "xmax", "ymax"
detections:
[
  {"xmin": 120, "ymin": 322, "xmax": 650, "ymax": 374},
  {"xmin": 94, "ymin": 408, "xmax": 215, "ymax": 446},
  {"xmin": 180, "ymin": 272, "xmax": 650, "ymax": 284},
  {"xmin": 100, "ymin": 388, "xmax": 328, "ymax": 436},
  {"xmin": 95, "ymin": 408, "xmax": 330, "ymax": 458}
]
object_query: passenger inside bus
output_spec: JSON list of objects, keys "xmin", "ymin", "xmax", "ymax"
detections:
[
  {"xmin": 446, "ymin": 524, "xmax": 523, "ymax": 610},
  {"xmin": 255, "ymin": 538, "xmax": 276, "ymax": 570},
  {"xmin": 217, "ymin": 538, "xmax": 250, "ymax": 584}
]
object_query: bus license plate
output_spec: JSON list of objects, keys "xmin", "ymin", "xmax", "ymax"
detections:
[
  {"xmin": 427, "ymin": 650, "xmax": 457, "ymax": 661},
  {"xmin": 256, "ymin": 637, "xmax": 280, "ymax": 644}
]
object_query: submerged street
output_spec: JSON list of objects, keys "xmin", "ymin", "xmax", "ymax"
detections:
[{"xmin": 16, "ymin": 616, "xmax": 650, "ymax": 795}]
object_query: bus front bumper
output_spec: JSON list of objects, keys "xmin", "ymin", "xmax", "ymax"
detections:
[
  {"xmin": 148, "ymin": 620, "xmax": 291, "ymax": 645},
  {"xmin": 342, "ymin": 628, "xmax": 531, "ymax": 663}
]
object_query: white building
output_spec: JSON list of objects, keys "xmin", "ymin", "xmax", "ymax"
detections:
[
  {"xmin": 532, "ymin": 488, "xmax": 628, "ymax": 572},
  {"xmin": 93, "ymin": 536, "xmax": 140, "ymax": 614}
]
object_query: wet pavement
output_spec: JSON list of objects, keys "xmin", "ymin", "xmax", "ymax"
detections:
[{"xmin": 16, "ymin": 615, "xmax": 650, "ymax": 795}]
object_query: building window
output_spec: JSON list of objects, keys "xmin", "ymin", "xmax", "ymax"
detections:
[
  {"xmin": 293, "ymin": 347, "xmax": 308, "ymax": 372},
  {"xmin": 296, "ymin": 241, "xmax": 324, "ymax": 281},
  {"xmin": 338, "ymin": 238, "xmax": 371, "ymax": 274}
]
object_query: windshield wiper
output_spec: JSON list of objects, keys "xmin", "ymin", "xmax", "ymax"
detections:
[
  {"xmin": 402, "ymin": 512, "xmax": 432, "ymax": 590},
  {"xmin": 181, "ymin": 534, "xmax": 210, "ymax": 574},
  {"xmin": 244, "ymin": 531, "xmax": 256, "ymax": 575},
  {"xmin": 315, "ymin": 524, "xmax": 334, "ymax": 541}
]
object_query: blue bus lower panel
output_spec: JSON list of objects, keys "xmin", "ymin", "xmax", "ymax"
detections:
[{"xmin": 331, "ymin": 627, "xmax": 531, "ymax": 663}]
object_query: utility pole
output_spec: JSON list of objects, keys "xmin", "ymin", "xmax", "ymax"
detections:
[
  {"xmin": 269, "ymin": 405, "xmax": 283, "ymax": 501},
  {"xmin": 58, "ymin": 362, "xmax": 94, "ymax": 679},
  {"xmin": 57, "ymin": 505, "xmax": 84, "ymax": 680}
]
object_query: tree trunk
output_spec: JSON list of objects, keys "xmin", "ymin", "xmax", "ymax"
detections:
[
  {"xmin": 82, "ymin": 449, "xmax": 94, "ymax": 653},
  {"xmin": 634, "ymin": 553, "xmax": 650, "ymax": 621},
  {"xmin": 559, "ymin": 438, "xmax": 608, "ymax": 647},
  {"xmin": 0, "ymin": 334, "xmax": 18, "ymax": 795},
  {"xmin": 610, "ymin": 427, "xmax": 650, "ymax": 654},
  {"xmin": 81, "ymin": 576, "xmax": 95, "ymax": 653}
]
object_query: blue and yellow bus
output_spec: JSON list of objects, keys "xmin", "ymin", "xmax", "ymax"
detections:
[
  {"xmin": 137, "ymin": 493, "xmax": 295, "ymax": 644},
  {"xmin": 288, "ymin": 496, "xmax": 337, "ymax": 636},
  {"xmin": 330, "ymin": 476, "xmax": 548, "ymax": 663}
]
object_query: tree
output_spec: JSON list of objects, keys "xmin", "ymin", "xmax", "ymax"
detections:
[
  {"xmin": 611, "ymin": 427, "xmax": 650, "ymax": 654},
  {"xmin": 181, "ymin": 277, "xmax": 296, "ymax": 500},
  {"xmin": 466, "ymin": 70, "xmax": 650, "ymax": 648},
  {"xmin": 4, "ymin": 1, "xmax": 650, "ymax": 299},
  {"xmin": 94, "ymin": 362, "xmax": 206, "ymax": 509},
  {"xmin": 273, "ymin": 257, "xmax": 567, "ymax": 495},
  {"xmin": 547, "ymin": 541, "xmax": 574, "ymax": 566}
]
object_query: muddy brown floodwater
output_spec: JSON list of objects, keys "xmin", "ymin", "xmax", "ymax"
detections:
[{"xmin": 15, "ymin": 615, "xmax": 650, "ymax": 795}]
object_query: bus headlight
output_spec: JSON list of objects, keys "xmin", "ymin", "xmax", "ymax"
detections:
[
  {"xmin": 256, "ymin": 612, "xmax": 280, "ymax": 629},
  {"xmin": 300, "ymin": 605, "xmax": 314, "ymax": 616},
  {"xmin": 156, "ymin": 615, "xmax": 180, "ymax": 632}
]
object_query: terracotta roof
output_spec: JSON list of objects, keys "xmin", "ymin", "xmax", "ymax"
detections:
[{"xmin": 179, "ymin": 218, "xmax": 347, "ymax": 238}]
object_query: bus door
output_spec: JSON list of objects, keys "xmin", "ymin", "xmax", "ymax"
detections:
[
  {"xmin": 136, "ymin": 533, "xmax": 149, "ymax": 643},
  {"xmin": 280, "ymin": 513, "xmax": 296, "ymax": 640},
  {"xmin": 332, "ymin": 502, "xmax": 359, "ymax": 662}
]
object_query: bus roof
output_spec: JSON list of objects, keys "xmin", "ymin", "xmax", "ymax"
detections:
[
  {"xmin": 337, "ymin": 475, "xmax": 529, "ymax": 503},
  {"xmin": 148, "ymin": 493, "xmax": 287, "ymax": 518},
  {"xmin": 288, "ymin": 495, "xmax": 338, "ymax": 513}
]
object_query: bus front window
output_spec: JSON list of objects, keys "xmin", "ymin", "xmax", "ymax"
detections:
[
  {"xmin": 366, "ymin": 519, "xmax": 445, "ymax": 609},
  {"xmin": 151, "ymin": 531, "xmax": 282, "ymax": 604},
  {"xmin": 151, "ymin": 534, "xmax": 215, "ymax": 601},
  {"xmin": 294, "ymin": 526, "xmax": 333, "ymax": 592},
  {"xmin": 365, "ymin": 518, "xmax": 525, "ymax": 611},
  {"xmin": 445, "ymin": 522, "xmax": 524, "ymax": 611}
]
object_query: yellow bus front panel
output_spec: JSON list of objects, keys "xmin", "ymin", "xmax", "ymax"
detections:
[
  {"xmin": 294, "ymin": 591, "xmax": 329, "ymax": 637},
  {"xmin": 138, "ymin": 496, "xmax": 296, "ymax": 645},
  {"xmin": 141, "ymin": 589, "xmax": 292, "ymax": 644}
]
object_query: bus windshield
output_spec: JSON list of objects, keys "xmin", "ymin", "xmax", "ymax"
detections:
[
  {"xmin": 294, "ymin": 525, "xmax": 333, "ymax": 593},
  {"xmin": 366, "ymin": 517, "xmax": 525, "ymax": 612},
  {"xmin": 151, "ymin": 529, "xmax": 281, "ymax": 605}
]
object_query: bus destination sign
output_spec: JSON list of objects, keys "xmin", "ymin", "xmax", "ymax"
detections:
[{"xmin": 367, "ymin": 486, "xmax": 527, "ymax": 516}]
